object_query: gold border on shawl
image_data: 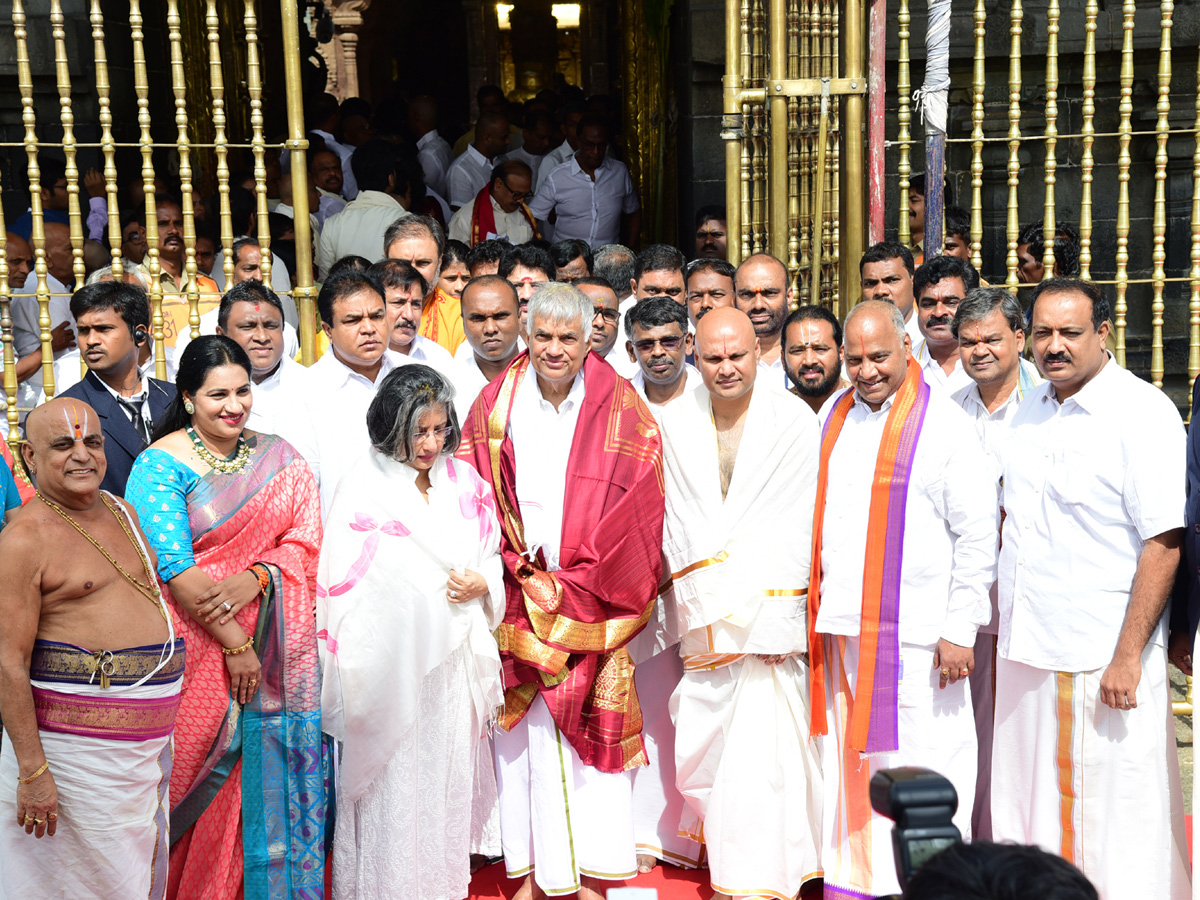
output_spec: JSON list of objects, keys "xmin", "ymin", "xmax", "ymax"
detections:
[
  {"xmin": 671, "ymin": 551, "xmax": 730, "ymax": 581},
  {"xmin": 495, "ymin": 622, "xmax": 569, "ymax": 672},
  {"xmin": 486, "ymin": 356, "xmax": 530, "ymax": 552},
  {"xmin": 498, "ymin": 682, "xmax": 539, "ymax": 731},
  {"xmin": 33, "ymin": 692, "xmax": 179, "ymax": 737},
  {"xmin": 525, "ymin": 595, "xmax": 655, "ymax": 654},
  {"xmin": 31, "ymin": 643, "xmax": 185, "ymax": 686}
]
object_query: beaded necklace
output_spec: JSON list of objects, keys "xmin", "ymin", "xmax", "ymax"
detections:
[{"xmin": 187, "ymin": 425, "xmax": 252, "ymax": 474}]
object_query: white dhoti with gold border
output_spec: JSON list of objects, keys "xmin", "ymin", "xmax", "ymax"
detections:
[{"xmin": 991, "ymin": 642, "xmax": 1190, "ymax": 900}]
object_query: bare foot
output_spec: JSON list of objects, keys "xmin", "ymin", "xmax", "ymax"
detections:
[
  {"xmin": 579, "ymin": 875, "xmax": 611, "ymax": 900},
  {"xmin": 637, "ymin": 853, "xmax": 658, "ymax": 874},
  {"xmin": 512, "ymin": 874, "xmax": 549, "ymax": 900}
]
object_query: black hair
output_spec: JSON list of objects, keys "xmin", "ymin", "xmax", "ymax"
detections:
[
  {"xmin": 317, "ymin": 268, "xmax": 385, "ymax": 326},
  {"xmin": 1030, "ymin": 277, "xmax": 1112, "ymax": 332},
  {"xmin": 228, "ymin": 185, "xmax": 256, "ymax": 236},
  {"xmin": 574, "ymin": 275, "xmax": 615, "ymax": 294},
  {"xmin": 441, "ymin": 239, "xmax": 471, "ymax": 272},
  {"xmin": 492, "ymin": 159, "xmax": 533, "ymax": 183},
  {"xmin": 624, "ymin": 296, "xmax": 689, "ymax": 337},
  {"xmin": 634, "ymin": 244, "xmax": 686, "ymax": 282},
  {"xmin": 38, "ymin": 153, "xmax": 67, "ymax": 189},
  {"xmin": 1018, "ymin": 222, "xmax": 1081, "ymax": 279},
  {"xmin": 910, "ymin": 172, "xmax": 955, "ymax": 208},
  {"xmin": 384, "ymin": 214, "xmax": 445, "ymax": 260},
  {"xmin": 551, "ymin": 239, "xmax": 594, "ymax": 274},
  {"xmin": 575, "ymin": 113, "xmax": 610, "ymax": 137},
  {"xmin": 328, "ymin": 255, "xmax": 373, "ymax": 276},
  {"xmin": 498, "ymin": 244, "xmax": 555, "ymax": 282},
  {"xmin": 152, "ymin": 335, "xmax": 252, "ymax": 441},
  {"xmin": 369, "ymin": 258, "xmax": 428, "ymax": 297},
  {"xmin": 461, "ymin": 273, "xmax": 519, "ymax": 308},
  {"xmin": 467, "ymin": 239, "xmax": 507, "ymax": 272},
  {"xmin": 685, "ymin": 258, "xmax": 736, "ymax": 283},
  {"xmin": 349, "ymin": 139, "xmax": 398, "ymax": 194},
  {"xmin": 784, "ymin": 304, "xmax": 843, "ymax": 348},
  {"xmin": 694, "ymin": 205, "xmax": 727, "ymax": 228},
  {"xmin": 68, "ymin": 281, "xmax": 149, "ymax": 339},
  {"xmin": 903, "ymin": 841, "xmax": 1097, "ymax": 900},
  {"xmin": 913, "ymin": 254, "xmax": 980, "ymax": 298},
  {"xmin": 230, "ymin": 235, "xmax": 260, "ymax": 268},
  {"xmin": 477, "ymin": 84, "xmax": 506, "ymax": 106},
  {"xmin": 218, "ymin": 280, "xmax": 285, "ymax": 331},
  {"xmin": 860, "ymin": 241, "xmax": 915, "ymax": 276},
  {"xmin": 366, "ymin": 364, "xmax": 461, "ymax": 463},
  {"xmin": 945, "ymin": 205, "xmax": 970, "ymax": 242},
  {"xmin": 307, "ymin": 93, "xmax": 340, "ymax": 129},
  {"xmin": 339, "ymin": 96, "xmax": 372, "ymax": 121}
]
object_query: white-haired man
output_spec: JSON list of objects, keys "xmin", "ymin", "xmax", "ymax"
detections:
[{"xmin": 457, "ymin": 282, "xmax": 664, "ymax": 900}]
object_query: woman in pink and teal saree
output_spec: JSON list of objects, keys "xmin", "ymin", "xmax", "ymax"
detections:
[{"xmin": 127, "ymin": 336, "xmax": 332, "ymax": 899}]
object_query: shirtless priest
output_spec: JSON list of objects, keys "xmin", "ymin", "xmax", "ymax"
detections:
[
  {"xmin": 0, "ymin": 398, "xmax": 184, "ymax": 899},
  {"xmin": 661, "ymin": 307, "xmax": 823, "ymax": 900},
  {"xmin": 458, "ymin": 282, "xmax": 665, "ymax": 900}
]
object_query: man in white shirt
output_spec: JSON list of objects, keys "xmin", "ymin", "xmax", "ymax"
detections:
[
  {"xmin": 447, "ymin": 112, "xmax": 511, "ymax": 211},
  {"xmin": 447, "ymin": 160, "xmax": 537, "ymax": 246},
  {"xmin": 501, "ymin": 109, "xmax": 556, "ymax": 187},
  {"xmin": 535, "ymin": 102, "xmax": 585, "ymax": 193},
  {"xmin": 783, "ymin": 305, "xmax": 848, "ymax": 416},
  {"xmin": 992, "ymin": 278, "xmax": 1190, "ymax": 900},
  {"xmin": 860, "ymin": 241, "xmax": 923, "ymax": 345},
  {"xmin": 450, "ymin": 275, "xmax": 522, "ymax": 409},
  {"xmin": 368, "ymin": 259, "xmax": 454, "ymax": 375},
  {"xmin": 947, "ymin": 286, "xmax": 1042, "ymax": 843},
  {"xmin": 316, "ymin": 140, "xmax": 409, "ymax": 277},
  {"xmin": 455, "ymin": 282, "xmax": 664, "ymax": 900},
  {"xmin": 624, "ymin": 297, "xmax": 701, "ymax": 410},
  {"xmin": 276, "ymin": 269, "xmax": 393, "ymax": 516},
  {"xmin": 307, "ymin": 92, "xmax": 358, "ymax": 199},
  {"xmin": 498, "ymin": 244, "xmax": 556, "ymax": 343},
  {"xmin": 551, "ymin": 239, "xmax": 593, "ymax": 284},
  {"xmin": 663, "ymin": 307, "xmax": 821, "ymax": 899},
  {"xmin": 609, "ymin": 244, "xmax": 689, "ymax": 378},
  {"xmin": 684, "ymin": 258, "xmax": 736, "ymax": 327},
  {"xmin": 734, "ymin": 253, "xmax": 790, "ymax": 387},
  {"xmin": 207, "ymin": 236, "xmax": 299, "ymax": 327},
  {"xmin": 310, "ymin": 148, "xmax": 350, "ymax": 207},
  {"xmin": 576, "ymin": 277, "xmax": 621, "ymax": 360},
  {"xmin": 213, "ymin": 281, "xmax": 305, "ymax": 435},
  {"xmin": 409, "ymin": 95, "xmax": 454, "ymax": 198},
  {"xmin": 812, "ymin": 300, "xmax": 997, "ymax": 899},
  {"xmin": 528, "ymin": 116, "xmax": 641, "ymax": 249},
  {"xmin": 912, "ymin": 254, "xmax": 977, "ymax": 394}
]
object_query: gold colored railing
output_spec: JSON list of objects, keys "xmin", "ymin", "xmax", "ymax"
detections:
[{"xmin": 0, "ymin": 0, "xmax": 316, "ymax": 463}]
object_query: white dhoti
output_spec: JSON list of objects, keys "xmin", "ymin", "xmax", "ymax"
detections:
[
  {"xmin": 969, "ymin": 630, "xmax": 997, "ymax": 841},
  {"xmin": 673, "ymin": 654, "xmax": 822, "ymax": 899},
  {"xmin": 991, "ymin": 643, "xmax": 1190, "ymax": 900},
  {"xmin": 0, "ymin": 638, "xmax": 184, "ymax": 900},
  {"xmin": 494, "ymin": 695, "xmax": 637, "ymax": 894},
  {"xmin": 820, "ymin": 637, "xmax": 976, "ymax": 900}
]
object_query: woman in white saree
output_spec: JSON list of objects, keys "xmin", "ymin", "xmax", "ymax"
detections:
[{"xmin": 316, "ymin": 364, "xmax": 505, "ymax": 900}]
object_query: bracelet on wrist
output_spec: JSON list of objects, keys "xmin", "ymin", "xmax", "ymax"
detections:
[
  {"xmin": 222, "ymin": 638, "xmax": 254, "ymax": 657},
  {"xmin": 17, "ymin": 761, "xmax": 49, "ymax": 785},
  {"xmin": 250, "ymin": 564, "xmax": 270, "ymax": 595}
]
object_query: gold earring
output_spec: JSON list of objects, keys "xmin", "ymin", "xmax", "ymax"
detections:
[{"xmin": 184, "ymin": 400, "xmax": 195, "ymax": 415}]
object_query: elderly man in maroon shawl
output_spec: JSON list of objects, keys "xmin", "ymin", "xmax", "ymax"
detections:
[{"xmin": 458, "ymin": 281, "xmax": 664, "ymax": 900}]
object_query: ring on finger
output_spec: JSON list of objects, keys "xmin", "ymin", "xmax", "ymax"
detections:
[
  {"xmin": 940, "ymin": 667, "xmax": 950, "ymax": 677},
  {"xmin": 222, "ymin": 601, "xmax": 233, "ymax": 612},
  {"xmin": 450, "ymin": 589, "xmax": 458, "ymax": 599},
  {"xmin": 47, "ymin": 813, "xmax": 57, "ymax": 820},
  {"xmin": 959, "ymin": 668, "xmax": 970, "ymax": 676}
]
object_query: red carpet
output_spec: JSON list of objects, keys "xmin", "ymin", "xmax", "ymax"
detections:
[{"xmin": 468, "ymin": 816, "xmax": 1195, "ymax": 898}]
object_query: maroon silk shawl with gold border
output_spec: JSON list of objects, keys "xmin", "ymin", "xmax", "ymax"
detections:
[{"xmin": 457, "ymin": 351, "xmax": 664, "ymax": 773}]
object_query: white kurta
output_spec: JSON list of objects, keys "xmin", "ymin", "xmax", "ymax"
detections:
[
  {"xmin": 912, "ymin": 334, "xmax": 972, "ymax": 394},
  {"xmin": 447, "ymin": 194, "xmax": 536, "ymax": 245},
  {"xmin": 317, "ymin": 451, "xmax": 504, "ymax": 900},
  {"xmin": 660, "ymin": 382, "xmax": 823, "ymax": 897},
  {"xmin": 993, "ymin": 355, "xmax": 1190, "ymax": 900}
]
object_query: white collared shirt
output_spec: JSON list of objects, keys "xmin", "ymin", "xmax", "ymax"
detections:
[
  {"xmin": 247, "ymin": 354, "xmax": 305, "ymax": 435},
  {"xmin": 315, "ymin": 190, "xmax": 409, "ymax": 276},
  {"xmin": 448, "ymin": 351, "xmax": 495, "ymax": 412},
  {"xmin": 447, "ymin": 144, "xmax": 496, "ymax": 209},
  {"xmin": 447, "ymin": 193, "xmax": 535, "ymax": 245},
  {"xmin": 950, "ymin": 357, "xmax": 1043, "ymax": 484},
  {"xmin": 816, "ymin": 387, "xmax": 998, "ymax": 647},
  {"xmin": 630, "ymin": 364, "xmax": 703, "ymax": 419},
  {"xmin": 174, "ymin": 308, "xmax": 300, "ymax": 365},
  {"xmin": 95, "ymin": 373, "xmax": 152, "ymax": 433},
  {"xmin": 275, "ymin": 349, "xmax": 396, "ymax": 517},
  {"xmin": 912, "ymin": 335, "xmax": 972, "ymax": 394},
  {"xmin": 998, "ymin": 355, "xmax": 1185, "ymax": 672},
  {"xmin": 508, "ymin": 364, "xmax": 586, "ymax": 571},
  {"xmin": 528, "ymin": 156, "xmax": 640, "ymax": 248},
  {"xmin": 500, "ymin": 145, "xmax": 547, "ymax": 186},
  {"xmin": 904, "ymin": 311, "xmax": 922, "ymax": 345},
  {"xmin": 389, "ymin": 334, "xmax": 455, "ymax": 374},
  {"xmin": 536, "ymin": 140, "xmax": 575, "ymax": 192},
  {"xmin": 417, "ymin": 129, "xmax": 454, "ymax": 198},
  {"xmin": 312, "ymin": 129, "xmax": 358, "ymax": 200}
]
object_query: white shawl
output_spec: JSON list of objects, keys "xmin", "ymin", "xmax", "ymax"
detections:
[
  {"xmin": 316, "ymin": 450, "xmax": 505, "ymax": 802},
  {"xmin": 660, "ymin": 382, "xmax": 820, "ymax": 661}
]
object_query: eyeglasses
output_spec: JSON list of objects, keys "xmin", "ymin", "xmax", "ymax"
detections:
[
  {"xmin": 500, "ymin": 180, "xmax": 534, "ymax": 203},
  {"xmin": 633, "ymin": 336, "xmax": 684, "ymax": 353},
  {"xmin": 410, "ymin": 426, "xmax": 454, "ymax": 445},
  {"xmin": 123, "ymin": 231, "xmax": 146, "ymax": 244},
  {"xmin": 593, "ymin": 306, "xmax": 620, "ymax": 324}
]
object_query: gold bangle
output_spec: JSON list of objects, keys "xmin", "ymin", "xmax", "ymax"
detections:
[
  {"xmin": 222, "ymin": 639, "xmax": 254, "ymax": 656},
  {"xmin": 17, "ymin": 761, "xmax": 49, "ymax": 785}
]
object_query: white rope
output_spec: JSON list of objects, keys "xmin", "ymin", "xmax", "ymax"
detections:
[{"xmin": 914, "ymin": 0, "xmax": 953, "ymax": 135}]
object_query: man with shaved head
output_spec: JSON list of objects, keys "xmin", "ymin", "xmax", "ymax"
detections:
[
  {"xmin": 447, "ymin": 111, "xmax": 512, "ymax": 211},
  {"xmin": 733, "ymin": 252, "xmax": 792, "ymax": 375},
  {"xmin": 449, "ymin": 274, "xmax": 522, "ymax": 407},
  {"xmin": 810, "ymin": 300, "xmax": 997, "ymax": 899},
  {"xmin": 0, "ymin": 397, "xmax": 183, "ymax": 898},
  {"xmin": 661, "ymin": 306, "xmax": 822, "ymax": 900}
]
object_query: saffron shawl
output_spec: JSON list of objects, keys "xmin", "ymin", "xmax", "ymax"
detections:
[
  {"xmin": 808, "ymin": 357, "xmax": 931, "ymax": 754},
  {"xmin": 457, "ymin": 351, "xmax": 665, "ymax": 773},
  {"xmin": 419, "ymin": 286, "xmax": 467, "ymax": 354}
]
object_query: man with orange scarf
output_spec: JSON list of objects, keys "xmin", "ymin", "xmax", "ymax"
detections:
[
  {"xmin": 809, "ymin": 300, "xmax": 997, "ymax": 900},
  {"xmin": 448, "ymin": 159, "xmax": 539, "ymax": 248},
  {"xmin": 458, "ymin": 281, "xmax": 663, "ymax": 900}
]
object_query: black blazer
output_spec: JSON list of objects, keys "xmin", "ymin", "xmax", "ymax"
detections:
[
  {"xmin": 1172, "ymin": 376, "xmax": 1200, "ymax": 652},
  {"xmin": 60, "ymin": 370, "xmax": 176, "ymax": 497}
]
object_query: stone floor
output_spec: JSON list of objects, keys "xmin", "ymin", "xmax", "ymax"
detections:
[{"xmin": 1172, "ymin": 665, "xmax": 1193, "ymax": 814}]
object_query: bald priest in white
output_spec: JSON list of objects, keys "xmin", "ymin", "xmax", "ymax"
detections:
[{"xmin": 663, "ymin": 307, "xmax": 823, "ymax": 900}]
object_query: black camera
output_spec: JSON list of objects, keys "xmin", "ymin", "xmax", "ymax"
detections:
[{"xmin": 869, "ymin": 767, "xmax": 962, "ymax": 892}]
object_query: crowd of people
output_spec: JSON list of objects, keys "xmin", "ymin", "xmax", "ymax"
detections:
[{"xmin": 0, "ymin": 83, "xmax": 1193, "ymax": 900}]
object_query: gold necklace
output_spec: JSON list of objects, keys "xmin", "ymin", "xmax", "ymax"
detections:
[
  {"xmin": 36, "ymin": 491, "xmax": 167, "ymax": 621},
  {"xmin": 187, "ymin": 426, "xmax": 252, "ymax": 474}
]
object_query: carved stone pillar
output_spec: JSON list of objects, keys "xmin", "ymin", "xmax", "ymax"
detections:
[{"xmin": 316, "ymin": 0, "xmax": 371, "ymax": 100}]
